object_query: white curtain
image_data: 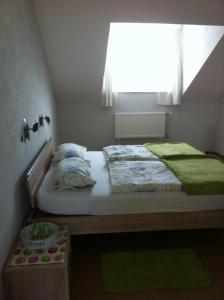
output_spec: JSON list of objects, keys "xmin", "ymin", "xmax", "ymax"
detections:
[
  {"xmin": 156, "ymin": 26, "xmax": 183, "ymax": 105},
  {"xmin": 101, "ymin": 59, "xmax": 117, "ymax": 107},
  {"xmin": 101, "ymin": 32, "xmax": 117, "ymax": 107}
]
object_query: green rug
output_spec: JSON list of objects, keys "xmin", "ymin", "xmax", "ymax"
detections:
[{"xmin": 102, "ymin": 249, "xmax": 211, "ymax": 292}]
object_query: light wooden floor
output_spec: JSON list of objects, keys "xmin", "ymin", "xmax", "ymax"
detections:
[{"xmin": 71, "ymin": 229, "xmax": 224, "ymax": 300}]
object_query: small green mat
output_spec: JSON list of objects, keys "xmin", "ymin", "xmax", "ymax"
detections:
[{"xmin": 102, "ymin": 249, "xmax": 211, "ymax": 292}]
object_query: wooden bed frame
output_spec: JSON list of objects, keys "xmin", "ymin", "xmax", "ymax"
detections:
[{"xmin": 26, "ymin": 139, "xmax": 224, "ymax": 235}]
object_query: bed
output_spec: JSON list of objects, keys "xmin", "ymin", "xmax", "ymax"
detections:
[{"xmin": 26, "ymin": 139, "xmax": 224, "ymax": 235}]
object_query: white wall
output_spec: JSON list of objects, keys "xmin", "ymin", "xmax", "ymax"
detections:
[
  {"xmin": 183, "ymin": 25, "xmax": 224, "ymax": 92},
  {"xmin": 33, "ymin": 0, "xmax": 224, "ymax": 151},
  {"xmin": 118, "ymin": 94, "xmax": 219, "ymax": 151},
  {"xmin": 57, "ymin": 92, "xmax": 218, "ymax": 151},
  {"xmin": 0, "ymin": 0, "xmax": 57, "ymax": 298}
]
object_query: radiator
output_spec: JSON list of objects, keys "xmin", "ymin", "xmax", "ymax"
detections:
[{"xmin": 114, "ymin": 112, "xmax": 166, "ymax": 138}]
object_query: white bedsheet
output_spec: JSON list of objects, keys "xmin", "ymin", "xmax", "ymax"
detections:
[{"xmin": 37, "ymin": 151, "xmax": 224, "ymax": 215}]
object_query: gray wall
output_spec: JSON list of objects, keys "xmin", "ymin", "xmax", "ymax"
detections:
[
  {"xmin": 33, "ymin": 0, "xmax": 224, "ymax": 151},
  {"xmin": 0, "ymin": 0, "xmax": 57, "ymax": 298},
  {"xmin": 216, "ymin": 99, "xmax": 224, "ymax": 155},
  {"xmin": 57, "ymin": 93, "xmax": 219, "ymax": 151}
]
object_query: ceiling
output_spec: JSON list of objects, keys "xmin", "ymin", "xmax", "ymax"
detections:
[{"xmin": 33, "ymin": 0, "xmax": 224, "ymax": 103}]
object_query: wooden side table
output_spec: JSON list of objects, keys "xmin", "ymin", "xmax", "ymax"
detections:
[{"xmin": 3, "ymin": 224, "xmax": 70, "ymax": 300}]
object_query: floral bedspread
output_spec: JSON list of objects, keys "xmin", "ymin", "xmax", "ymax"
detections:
[
  {"xmin": 108, "ymin": 160, "xmax": 182, "ymax": 193},
  {"xmin": 103, "ymin": 145, "xmax": 158, "ymax": 162}
]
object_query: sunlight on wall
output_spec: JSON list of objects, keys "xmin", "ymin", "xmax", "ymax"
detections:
[{"xmin": 183, "ymin": 25, "xmax": 224, "ymax": 92}]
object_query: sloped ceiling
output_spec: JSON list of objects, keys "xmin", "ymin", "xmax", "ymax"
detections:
[
  {"xmin": 183, "ymin": 36, "xmax": 224, "ymax": 102},
  {"xmin": 183, "ymin": 25, "xmax": 224, "ymax": 92},
  {"xmin": 33, "ymin": 0, "xmax": 224, "ymax": 103}
]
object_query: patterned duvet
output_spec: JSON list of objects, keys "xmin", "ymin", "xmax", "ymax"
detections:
[
  {"xmin": 103, "ymin": 145, "xmax": 158, "ymax": 162},
  {"xmin": 108, "ymin": 160, "xmax": 183, "ymax": 193}
]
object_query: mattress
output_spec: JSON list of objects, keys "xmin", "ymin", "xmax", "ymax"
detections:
[{"xmin": 37, "ymin": 151, "xmax": 224, "ymax": 215}]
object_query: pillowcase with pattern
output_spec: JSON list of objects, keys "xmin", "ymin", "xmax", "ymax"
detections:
[
  {"xmin": 53, "ymin": 143, "xmax": 87, "ymax": 163},
  {"xmin": 52, "ymin": 157, "xmax": 96, "ymax": 191}
]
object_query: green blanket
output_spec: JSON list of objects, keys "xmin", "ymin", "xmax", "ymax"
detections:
[
  {"xmin": 144, "ymin": 142, "xmax": 205, "ymax": 159},
  {"xmin": 163, "ymin": 158, "xmax": 224, "ymax": 195}
]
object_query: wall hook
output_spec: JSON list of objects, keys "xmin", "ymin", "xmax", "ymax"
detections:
[
  {"xmin": 39, "ymin": 115, "xmax": 51, "ymax": 127},
  {"xmin": 23, "ymin": 119, "xmax": 39, "ymax": 141}
]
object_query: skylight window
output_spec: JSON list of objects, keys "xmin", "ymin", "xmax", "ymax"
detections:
[{"xmin": 102, "ymin": 23, "xmax": 183, "ymax": 106}]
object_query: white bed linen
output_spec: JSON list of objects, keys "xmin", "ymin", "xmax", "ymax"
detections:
[{"xmin": 37, "ymin": 151, "xmax": 224, "ymax": 215}]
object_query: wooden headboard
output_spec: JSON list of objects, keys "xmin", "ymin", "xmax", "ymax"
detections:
[{"xmin": 26, "ymin": 139, "xmax": 53, "ymax": 208}]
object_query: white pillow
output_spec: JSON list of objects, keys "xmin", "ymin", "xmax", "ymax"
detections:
[
  {"xmin": 53, "ymin": 143, "xmax": 87, "ymax": 163},
  {"xmin": 52, "ymin": 157, "xmax": 96, "ymax": 191}
]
